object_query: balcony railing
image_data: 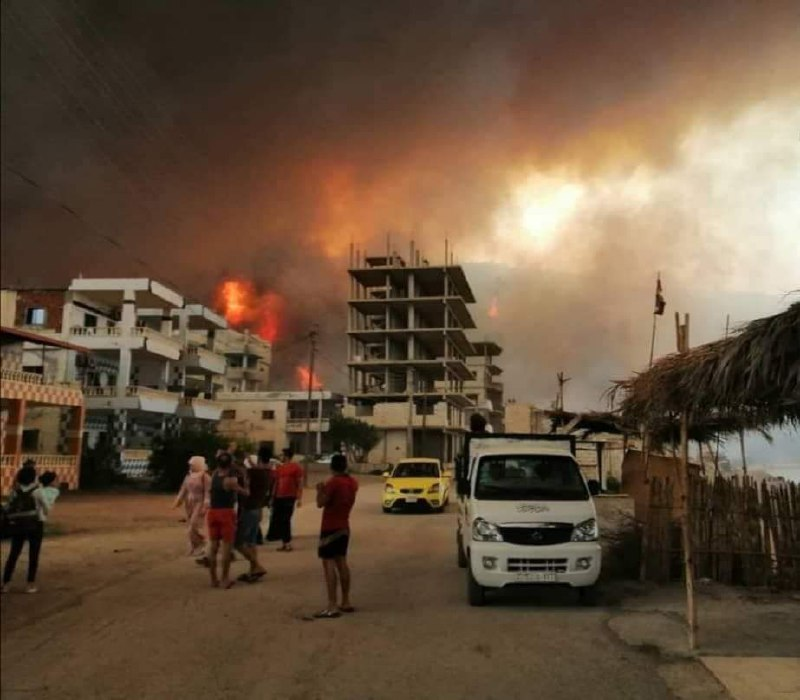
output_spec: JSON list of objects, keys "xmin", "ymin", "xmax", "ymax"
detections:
[
  {"xmin": 285, "ymin": 418, "xmax": 330, "ymax": 432},
  {"xmin": 70, "ymin": 326, "xmax": 122, "ymax": 337},
  {"xmin": 83, "ymin": 386, "xmax": 178, "ymax": 400},
  {"xmin": 0, "ymin": 454, "xmax": 79, "ymax": 469},
  {"xmin": 1, "ymin": 368, "xmax": 79, "ymax": 387}
]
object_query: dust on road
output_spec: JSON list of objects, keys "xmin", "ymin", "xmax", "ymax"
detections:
[{"xmin": 2, "ymin": 480, "xmax": 682, "ymax": 700}]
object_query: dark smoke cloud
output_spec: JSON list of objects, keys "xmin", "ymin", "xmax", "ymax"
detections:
[{"xmin": 2, "ymin": 0, "xmax": 798, "ymax": 395}]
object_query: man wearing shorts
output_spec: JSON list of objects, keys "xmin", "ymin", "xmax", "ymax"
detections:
[
  {"xmin": 234, "ymin": 449, "xmax": 270, "ymax": 583},
  {"xmin": 314, "ymin": 453, "xmax": 358, "ymax": 618},
  {"xmin": 207, "ymin": 452, "xmax": 247, "ymax": 589}
]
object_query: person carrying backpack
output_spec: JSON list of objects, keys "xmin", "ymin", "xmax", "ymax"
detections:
[{"xmin": 1, "ymin": 461, "xmax": 54, "ymax": 594}]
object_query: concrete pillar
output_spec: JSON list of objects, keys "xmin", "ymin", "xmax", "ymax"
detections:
[
  {"xmin": 2, "ymin": 399, "xmax": 26, "ymax": 464},
  {"xmin": 66, "ymin": 406, "xmax": 85, "ymax": 470},
  {"xmin": 117, "ymin": 289, "xmax": 136, "ymax": 395}
]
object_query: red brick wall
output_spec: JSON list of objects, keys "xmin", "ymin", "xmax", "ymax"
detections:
[{"xmin": 14, "ymin": 290, "xmax": 66, "ymax": 332}]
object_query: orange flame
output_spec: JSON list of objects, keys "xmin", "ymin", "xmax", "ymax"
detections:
[
  {"xmin": 488, "ymin": 297, "xmax": 499, "ymax": 319},
  {"xmin": 297, "ymin": 366, "xmax": 323, "ymax": 390},
  {"xmin": 214, "ymin": 278, "xmax": 283, "ymax": 344}
]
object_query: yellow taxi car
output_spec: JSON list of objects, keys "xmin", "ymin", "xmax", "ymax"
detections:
[{"xmin": 382, "ymin": 458, "xmax": 450, "ymax": 513}]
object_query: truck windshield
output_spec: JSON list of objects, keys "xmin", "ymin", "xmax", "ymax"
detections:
[
  {"xmin": 474, "ymin": 455, "xmax": 588, "ymax": 501},
  {"xmin": 393, "ymin": 462, "xmax": 440, "ymax": 478}
]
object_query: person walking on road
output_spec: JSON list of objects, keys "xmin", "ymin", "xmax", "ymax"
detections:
[
  {"xmin": 207, "ymin": 452, "xmax": 247, "ymax": 589},
  {"xmin": 1, "ymin": 462, "xmax": 58, "ymax": 594},
  {"xmin": 267, "ymin": 447, "xmax": 303, "ymax": 552},
  {"xmin": 314, "ymin": 453, "xmax": 358, "ymax": 619},
  {"xmin": 234, "ymin": 448, "xmax": 271, "ymax": 583},
  {"xmin": 174, "ymin": 456, "xmax": 211, "ymax": 557}
]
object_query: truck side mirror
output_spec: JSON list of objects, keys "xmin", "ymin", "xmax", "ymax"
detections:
[{"xmin": 587, "ymin": 479, "xmax": 600, "ymax": 496}]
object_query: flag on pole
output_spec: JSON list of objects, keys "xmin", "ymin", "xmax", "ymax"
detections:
[{"xmin": 654, "ymin": 275, "xmax": 666, "ymax": 315}]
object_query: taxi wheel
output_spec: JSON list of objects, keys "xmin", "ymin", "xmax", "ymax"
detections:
[{"xmin": 382, "ymin": 506, "xmax": 392, "ymax": 514}]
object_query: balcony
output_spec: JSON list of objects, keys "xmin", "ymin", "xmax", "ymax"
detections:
[
  {"xmin": 83, "ymin": 385, "xmax": 181, "ymax": 414},
  {"xmin": 225, "ymin": 366, "xmax": 269, "ymax": 383},
  {"xmin": 285, "ymin": 418, "xmax": 331, "ymax": 433},
  {"xmin": 69, "ymin": 326, "xmax": 182, "ymax": 360},
  {"xmin": 1, "ymin": 368, "xmax": 84, "ymax": 406},
  {"xmin": 178, "ymin": 396, "xmax": 224, "ymax": 421},
  {"xmin": 184, "ymin": 345, "xmax": 227, "ymax": 375}
]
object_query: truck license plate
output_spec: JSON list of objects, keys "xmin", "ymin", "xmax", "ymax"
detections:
[
  {"xmin": 405, "ymin": 497, "xmax": 417, "ymax": 503},
  {"xmin": 514, "ymin": 572, "xmax": 557, "ymax": 583}
]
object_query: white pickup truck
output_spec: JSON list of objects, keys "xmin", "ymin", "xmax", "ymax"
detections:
[{"xmin": 456, "ymin": 434, "xmax": 601, "ymax": 606}]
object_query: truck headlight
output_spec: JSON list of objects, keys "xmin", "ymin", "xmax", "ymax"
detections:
[
  {"xmin": 571, "ymin": 518, "xmax": 598, "ymax": 542},
  {"xmin": 385, "ymin": 484, "xmax": 395, "ymax": 494},
  {"xmin": 428, "ymin": 483, "xmax": 440, "ymax": 494},
  {"xmin": 472, "ymin": 518, "xmax": 503, "ymax": 542}
]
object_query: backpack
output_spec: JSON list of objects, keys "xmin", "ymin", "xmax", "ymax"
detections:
[{"xmin": 6, "ymin": 486, "xmax": 39, "ymax": 522}]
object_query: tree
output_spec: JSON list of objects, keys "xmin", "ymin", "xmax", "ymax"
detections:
[
  {"xmin": 327, "ymin": 416, "xmax": 380, "ymax": 465},
  {"xmin": 148, "ymin": 426, "xmax": 229, "ymax": 492},
  {"xmin": 80, "ymin": 439, "xmax": 129, "ymax": 490}
]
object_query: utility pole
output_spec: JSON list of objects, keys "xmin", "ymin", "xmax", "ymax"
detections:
[
  {"xmin": 304, "ymin": 325, "xmax": 319, "ymax": 485},
  {"xmin": 556, "ymin": 371, "xmax": 571, "ymax": 412}
]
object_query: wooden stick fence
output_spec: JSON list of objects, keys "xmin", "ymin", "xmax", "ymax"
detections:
[{"xmin": 644, "ymin": 475, "xmax": 800, "ymax": 590}]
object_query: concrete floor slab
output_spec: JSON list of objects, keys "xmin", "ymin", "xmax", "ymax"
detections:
[{"xmin": 701, "ymin": 657, "xmax": 800, "ymax": 700}]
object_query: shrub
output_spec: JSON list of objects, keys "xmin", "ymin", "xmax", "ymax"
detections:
[
  {"xmin": 148, "ymin": 427, "xmax": 228, "ymax": 492},
  {"xmin": 80, "ymin": 441, "xmax": 130, "ymax": 490},
  {"xmin": 605, "ymin": 475, "xmax": 621, "ymax": 493},
  {"xmin": 601, "ymin": 514, "xmax": 642, "ymax": 580}
]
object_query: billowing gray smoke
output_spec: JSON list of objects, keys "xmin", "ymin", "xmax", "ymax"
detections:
[{"xmin": 2, "ymin": 0, "xmax": 798, "ymax": 399}]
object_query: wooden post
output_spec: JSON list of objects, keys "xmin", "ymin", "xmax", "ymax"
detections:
[{"xmin": 676, "ymin": 312, "xmax": 698, "ymax": 651}]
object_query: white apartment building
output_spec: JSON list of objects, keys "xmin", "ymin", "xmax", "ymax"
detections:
[
  {"xmin": 464, "ymin": 340, "xmax": 504, "ymax": 433},
  {"xmin": 1, "ymin": 280, "xmax": 271, "ymax": 470}
]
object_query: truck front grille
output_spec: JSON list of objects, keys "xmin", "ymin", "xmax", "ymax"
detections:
[
  {"xmin": 507, "ymin": 558, "xmax": 568, "ymax": 573},
  {"xmin": 498, "ymin": 525, "xmax": 572, "ymax": 546}
]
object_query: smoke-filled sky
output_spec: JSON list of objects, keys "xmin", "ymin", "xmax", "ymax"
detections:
[{"xmin": 2, "ymin": 1, "xmax": 799, "ymax": 430}]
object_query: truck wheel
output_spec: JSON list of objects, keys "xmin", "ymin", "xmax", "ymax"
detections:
[
  {"xmin": 467, "ymin": 563, "xmax": 487, "ymax": 606},
  {"xmin": 456, "ymin": 532, "xmax": 468, "ymax": 568},
  {"xmin": 579, "ymin": 585, "xmax": 600, "ymax": 607}
]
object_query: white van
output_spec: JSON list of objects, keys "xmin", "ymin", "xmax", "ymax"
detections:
[{"xmin": 456, "ymin": 434, "xmax": 601, "ymax": 606}]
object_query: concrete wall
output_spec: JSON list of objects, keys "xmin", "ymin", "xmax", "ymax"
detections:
[
  {"xmin": 504, "ymin": 403, "xmax": 549, "ymax": 433},
  {"xmin": 13, "ymin": 290, "xmax": 66, "ymax": 332},
  {"xmin": 1, "ymin": 290, "xmax": 18, "ymax": 327}
]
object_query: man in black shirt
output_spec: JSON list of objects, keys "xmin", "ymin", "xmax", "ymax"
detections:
[{"xmin": 234, "ymin": 449, "xmax": 271, "ymax": 582}]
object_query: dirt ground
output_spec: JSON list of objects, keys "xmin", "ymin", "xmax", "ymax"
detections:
[{"xmin": 2, "ymin": 479, "xmax": 797, "ymax": 700}]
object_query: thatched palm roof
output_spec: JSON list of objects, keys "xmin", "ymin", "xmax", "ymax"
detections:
[{"xmin": 612, "ymin": 301, "xmax": 800, "ymax": 427}]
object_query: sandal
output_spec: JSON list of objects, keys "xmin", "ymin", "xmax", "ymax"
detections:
[
  {"xmin": 313, "ymin": 609, "xmax": 341, "ymax": 619},
  {"xmin": 339, "ymin": 606, "xmax": 356, "ymax": 613}
]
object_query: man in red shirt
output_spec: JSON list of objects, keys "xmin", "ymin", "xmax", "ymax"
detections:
[
  {"xmin": 266, "ymin": 447, "xmax": 304, "ymax": 551},
  {"xmin": 314, "ymin": 453, "xmax": 358, "ymax": 618}
]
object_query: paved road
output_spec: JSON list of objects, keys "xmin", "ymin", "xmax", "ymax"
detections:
[{"xmin": 1, "ymin": 481, "xmax": 679, "ymax": 700}]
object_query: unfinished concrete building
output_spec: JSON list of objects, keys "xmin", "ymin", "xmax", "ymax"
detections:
[{"xmin": 345, "ymin": 243, "xmax": 479, "ymax": 466}]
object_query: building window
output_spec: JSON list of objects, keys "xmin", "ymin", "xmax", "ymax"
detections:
[
  {"xmin": 22, "ymin": 365, "xmax": 44, "ymax": 375},
  {"xmin": 221, "ymin": 409, "xmax": 236, "ymax": 420},
  {"xmin": 22, "ymin": 429, "xmax": 40, "ymax": 451},
  {"xmin": 261, "ymin": 410, "xmax": 275, "ymax": 420},
  {"xmin": 25, "ymin": 308, "xmax": 47, "ymax": 326},
  {"xmin": 84, "ymin": 313, "xmax": 98, "ymax": 328}
]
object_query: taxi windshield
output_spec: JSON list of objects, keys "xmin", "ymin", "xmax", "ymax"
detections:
[{"xmin": 393, "ymin": 462, "xmax": 440, "ymax": 478}]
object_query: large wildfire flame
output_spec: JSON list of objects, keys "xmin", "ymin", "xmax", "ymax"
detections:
[
  {"xmin": 215, "ymin": 278, "xmax": 284, "ymax": 343},
  {"xmin": 297, "ymin": 366, "xmax": 323, "ymax": 390}
]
